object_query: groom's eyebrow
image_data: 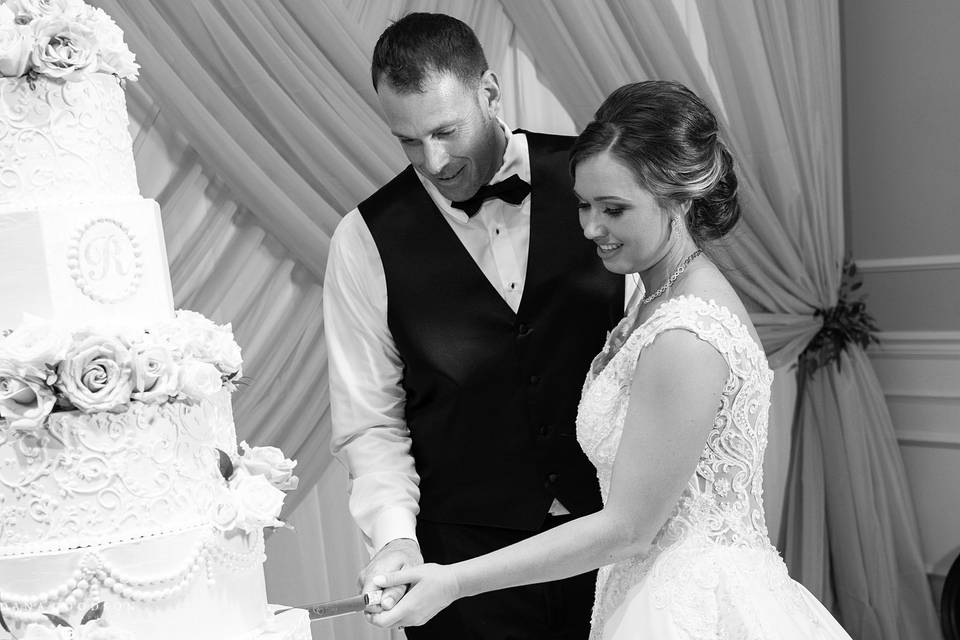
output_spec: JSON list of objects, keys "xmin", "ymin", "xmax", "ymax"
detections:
[{"xmin": 390, "ymin": 117, "xmax": 463, "ymax": 141}]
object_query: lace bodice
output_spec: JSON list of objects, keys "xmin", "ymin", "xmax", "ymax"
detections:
[{"xmin": 576, "ymin": 295, "xmax": 778, "ymax": 634}]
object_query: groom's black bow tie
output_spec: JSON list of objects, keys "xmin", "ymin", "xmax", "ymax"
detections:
[{"xmin": 450, "ymin": 174, "xmax": 531, "ymax": 217}]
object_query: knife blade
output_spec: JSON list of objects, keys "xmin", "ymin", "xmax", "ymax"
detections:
[{"xmin": 274, "ymin": 591, "xmax": 383, "ymax": 620}]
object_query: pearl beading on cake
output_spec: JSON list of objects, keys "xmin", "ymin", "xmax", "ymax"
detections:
[{"xmin": 0, "ymin": 527, "xmax": 264, "ymax": 624}]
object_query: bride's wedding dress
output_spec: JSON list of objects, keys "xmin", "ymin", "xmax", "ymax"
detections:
[{"xmin": 577, "ymin": 295, "xmax": 852, "ymax": 639}]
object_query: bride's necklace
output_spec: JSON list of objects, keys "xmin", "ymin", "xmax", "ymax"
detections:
[{"xmin": 640, "ymin": 249, "xmax": 703, "ymax": 305}]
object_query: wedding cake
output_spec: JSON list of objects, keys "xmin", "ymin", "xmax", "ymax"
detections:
[{"xmin": 0, "ymin": 2, "xmax": 311, "ymax": 638}]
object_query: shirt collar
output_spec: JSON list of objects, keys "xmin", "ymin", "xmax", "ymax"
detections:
[{"xmin": 415, "ymin": 119, "xmax": 530, "ymax": 221}]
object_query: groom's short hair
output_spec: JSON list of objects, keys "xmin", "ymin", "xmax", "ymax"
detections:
[{"xmin": 371, "ymin": 12, "xmax": 488, "ymax": 94}]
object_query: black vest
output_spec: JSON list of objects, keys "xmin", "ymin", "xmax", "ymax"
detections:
[{"xmin": 359, "ymin": 132, "xmax": 623, "ymax": 531}]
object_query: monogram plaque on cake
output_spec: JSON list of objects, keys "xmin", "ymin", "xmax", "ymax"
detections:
[{"xmin": 68, "ymin": 217, "xmax": 144, "ymax": 304}]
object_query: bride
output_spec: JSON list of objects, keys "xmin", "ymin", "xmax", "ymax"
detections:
[{"xmin": 368, "ymin": 80, "xmax": 852, "ymax": 639}]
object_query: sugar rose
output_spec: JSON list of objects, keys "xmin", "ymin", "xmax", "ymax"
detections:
[
  {"xmin": 0, "ymin": 316, "xmax": 71, "ymax": 366},
  {"xmin": 6, "ymin": 0, "xmax": 80, "ymax": 22},
  {"xmin": 230, "ymin": 468, "xmax": 286, "ymax": 533},
  {"xmin": 0, "ymin": 360, "xmax": 55, "ymax": 430},
  {"xmin": 209, "ymin": 484, "xmax": 242, "ymax": 532},
  {"xmin": 0, "ymin": 22, "xmax": 32, "ymax": 77},
  {"xmin": 161, "ymin": 311, "xmax": 243, "ymax": 377},
  {"xmin": 238, "ymin": 441, "xmax": 299, "ymax": 491},
  {"xmin": 31, "ymin": 15, "xmax": 97, "ymax": 80},
  {"xmin": 129, "ymin": 339, "xmax": 179, "ymax": 404},
  {"xmin": 80, "ymin": 5, "xmax": 137, "ymax": 79},
  {"xmin": 57, "ymin": 334, "xmax": 133, "ymax": 413},
  {"xmin": 177, "ymin": 360, "xmax": 223, "ymax": 402}
]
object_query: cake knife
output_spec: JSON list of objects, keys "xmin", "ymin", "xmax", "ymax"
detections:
[{"xmin": 274, "ymin": 591, "xmax": 383, "ymax": 620}]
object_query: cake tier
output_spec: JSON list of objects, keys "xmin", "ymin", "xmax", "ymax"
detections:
[
  {"xmin": 0, "ymin": 74, "xmax": 140, "ymax": 210},
  {"xmin": 255, "ymin": 607, "xmax": 312, "ymax": 640},
  {"xmin": 0, "ymin": 525, "xmax": 311, "ymax": 640},
  {"xmin": 0, "ymin": 392, "xmax": 236, "ymax": 556},
  {"xmin": 0, "ymin": 197, "xmax": 175, "ymax": 330}
]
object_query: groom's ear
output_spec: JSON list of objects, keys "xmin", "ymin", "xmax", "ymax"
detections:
[{"xmin": 477, "ymin": 70, "xmax": 502, "ymax": 117}]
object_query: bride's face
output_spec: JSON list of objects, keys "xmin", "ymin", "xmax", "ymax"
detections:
[{"xmin": 574, "ymin": 151, "xmax": 672, "ymax": 275}]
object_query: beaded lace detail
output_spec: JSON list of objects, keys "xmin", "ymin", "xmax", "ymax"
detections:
[{"xmin": 576, "ymin": 295, "xmax": 802, "ymax": 637}]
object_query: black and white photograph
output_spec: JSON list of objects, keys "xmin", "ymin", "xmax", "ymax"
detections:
[{"xmin": 0, "ymin": 1, "xmax": 956, "ymax": 639}]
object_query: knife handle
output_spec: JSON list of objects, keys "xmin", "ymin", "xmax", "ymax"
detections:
[{"xmin": 305, "ymin": 594, "xmax": 369, "ymax": 619}]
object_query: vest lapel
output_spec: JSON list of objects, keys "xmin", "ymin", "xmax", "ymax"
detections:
[
  {"xmin": 518, "ymin": 132, "xmax": 584, "ymax": 317},
  {"xmin": 400, "ymin": 167, "xmax": 519, "ymax": 318}
]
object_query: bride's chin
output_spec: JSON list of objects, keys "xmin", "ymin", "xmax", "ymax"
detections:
[{"xmin": 602, "ymin": 262, "xmax": 633, "ymax": 276}]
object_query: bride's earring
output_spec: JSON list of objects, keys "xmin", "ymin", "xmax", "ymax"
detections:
[{"xmin": 671, "ymin": 213, "xmax": 684, "ymax": 239}]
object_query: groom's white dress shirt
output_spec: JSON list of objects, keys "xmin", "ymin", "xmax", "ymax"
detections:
[{"xmin": 325, "ymin": 123, "xmax": 633, "ymax": 553}]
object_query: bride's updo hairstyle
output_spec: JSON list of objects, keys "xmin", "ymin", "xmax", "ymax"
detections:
[{"xmin": 570, "ymin": 80, "xmax": 740, "ymax": 246}]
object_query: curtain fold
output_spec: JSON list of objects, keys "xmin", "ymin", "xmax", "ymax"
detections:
[{"xmin": 504, "ymin": 1, "xmax": 939, "ymax": 637}]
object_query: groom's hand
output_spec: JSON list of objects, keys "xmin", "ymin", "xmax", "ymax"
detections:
[{"xmin": 359, "ymin": 538, "xmax": 423, "ymax": 613}]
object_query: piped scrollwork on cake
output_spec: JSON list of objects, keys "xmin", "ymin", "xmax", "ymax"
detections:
[{"xmin": 0, "ymin": 0, "xmax": 141, "ymax": 211}]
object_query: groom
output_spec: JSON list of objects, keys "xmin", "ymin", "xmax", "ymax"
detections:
[{"xmin": 324, "ymin": 12, "xmax": 623, "ymax": 638}]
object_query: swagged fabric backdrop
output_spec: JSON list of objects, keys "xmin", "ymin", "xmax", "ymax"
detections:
[{"xmin": 91, "ymin": 1, "xmax": 940, "ymax": 639}]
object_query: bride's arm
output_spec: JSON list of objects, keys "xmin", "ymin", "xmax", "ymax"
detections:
[{"xmin": 369, "ymin": 329, "xmax": 728, "ymax": 629}]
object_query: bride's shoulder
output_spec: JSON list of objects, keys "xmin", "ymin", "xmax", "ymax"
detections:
[
  {"xmin": 672, "ymin": 268, "xmax": 753, "ymax": 324},
  {"xmin": 648, "ymin": 272, "xmax": 761, "ymax": 348}
]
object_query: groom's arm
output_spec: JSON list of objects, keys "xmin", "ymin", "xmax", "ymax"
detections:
[{"xmin": 325, "ymin": 209, "xmax": 421, "ymax": 552}]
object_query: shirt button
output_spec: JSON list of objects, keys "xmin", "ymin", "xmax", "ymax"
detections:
[{"xmin": 529, "ymin": 375, "xmax": 541, "ymax": 384}]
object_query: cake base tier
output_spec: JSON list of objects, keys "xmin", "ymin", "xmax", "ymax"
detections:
[
  {"xmin": 0, "ymin": 525, "xmax": 290, "ymax": 639},
  {"xmin": 256, "ymin": 607, "xmax": 312, "ymax": 640}
]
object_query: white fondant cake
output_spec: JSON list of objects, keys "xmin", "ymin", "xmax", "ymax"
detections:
[
  {"xmin": 0, "ymin": 74, "xmax": 175, "ymax": 330},
  {"xmin": 0, "ymin": 74, "xmax": 140, "ymax": 209},
  {"xmin": 0, "ymin": 2, "xmax": 312, "ymax": 639}
]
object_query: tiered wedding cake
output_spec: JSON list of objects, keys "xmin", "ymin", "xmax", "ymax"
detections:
[{"xmin": 0, "ymin": 2, "xmax": 311, "ymax": 638}]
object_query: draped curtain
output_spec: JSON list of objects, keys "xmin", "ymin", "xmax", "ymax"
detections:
[
  {"xmin": 96, "ymin": 0, "xmax": 938, "ymax": 638},
  {"xmin": 501, "ymin": 1, "xmax": 939, "ymax": 638}
]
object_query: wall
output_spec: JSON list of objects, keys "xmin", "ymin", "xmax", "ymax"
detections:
[{"xmin": 842, "ymin": 0, "xmax": 960, "ymax": 603}]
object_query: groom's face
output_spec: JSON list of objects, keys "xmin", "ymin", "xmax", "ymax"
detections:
[{"xmin": 377, "ymin": 70, "xmax": 504, "ymax": 203}]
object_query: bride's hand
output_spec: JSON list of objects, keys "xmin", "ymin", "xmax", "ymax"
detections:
[{"xmin": 365, "ymin": 563, "xmax": 460, "ymax": 629}]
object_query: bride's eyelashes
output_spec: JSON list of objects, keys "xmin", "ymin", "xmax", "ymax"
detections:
[{"xmin": 576, "ymin": 201, "xmax": 627, "ymax": 217}]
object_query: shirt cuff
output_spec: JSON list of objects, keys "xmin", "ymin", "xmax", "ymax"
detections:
[{"xmin": 371, "ymin": 506, "xmax": 419, "ymax": 554}]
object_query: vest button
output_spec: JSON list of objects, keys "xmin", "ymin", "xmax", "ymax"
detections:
[
  {"xmin": 546, "ymin": 473, "xmax": 559, "ymax": 485},
  {"xmin": 529, "ymin": 375, "xmax": 541, "ymax": 384},
  {"xmin": 517, "ymin": 323, "xmax": 531, "ymax": 336},
  {"xmin": 538, "ymin": 424, "xmax": 550, "ymax": 437}
]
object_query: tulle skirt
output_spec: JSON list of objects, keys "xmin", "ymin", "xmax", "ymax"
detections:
[{"xmin": 592, "ymin": 537, "xmax": 852, "ymax": 640}]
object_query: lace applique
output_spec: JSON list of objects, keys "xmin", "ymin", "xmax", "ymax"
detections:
[{"xmin": 575, "ymin": 295, "xmax": 786, "ymax": 637}]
